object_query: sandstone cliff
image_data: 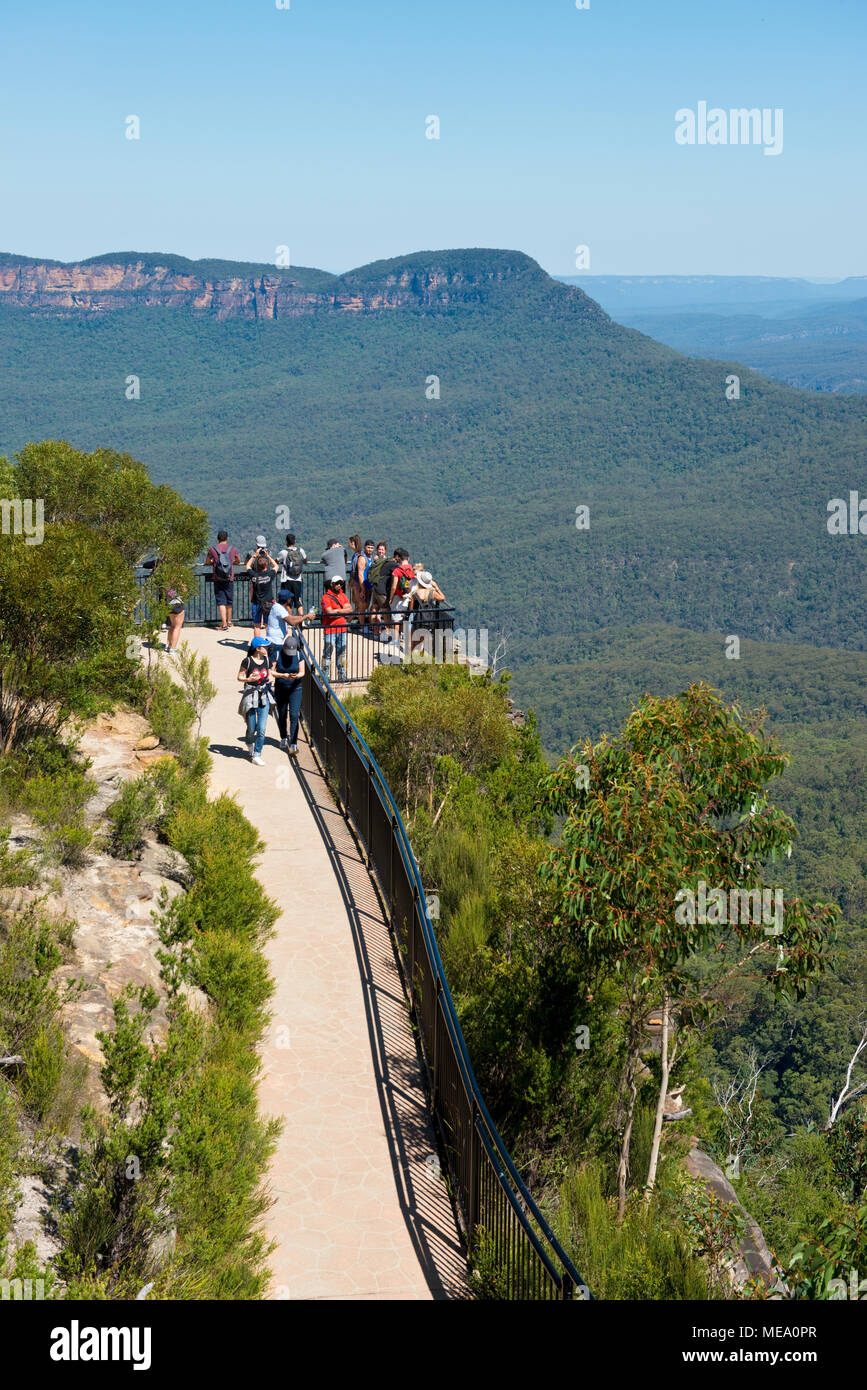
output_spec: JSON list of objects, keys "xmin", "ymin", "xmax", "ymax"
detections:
[{"xmin": 0, "ymin": 249, "xmax": 593, "ymax": 321}]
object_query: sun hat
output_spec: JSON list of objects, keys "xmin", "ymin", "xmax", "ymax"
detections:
[
  {"xmin": 417, "ymin": 570, "xmax": 433, "ymax": 586},
  {"xmin": 256, "ymin": 534, "xmax": 267, "ymax": 547}
]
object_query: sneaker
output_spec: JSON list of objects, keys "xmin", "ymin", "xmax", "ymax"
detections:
[
  {"xmin": 280, "ymin": 737, "xmax": 288, "ymax": 750},
  {"xmin": 252, "ymin": 754, "xmax": 264, "ymax": 766},
  {"xmin": 288, "ymin": 743, "xmax": 298, "ymax": 756}
]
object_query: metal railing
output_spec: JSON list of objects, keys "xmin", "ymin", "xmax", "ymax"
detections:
[
  {"xmin": 135, "ymin": 564, "xmax": 455, "ymax": 683},
  {"xmin": 299, "ymin": 635, "xmax": 591, "ymax": 1300},
  {"xmin": 135, "ymin": 561, "xmax": 334, "ymax": 625}
]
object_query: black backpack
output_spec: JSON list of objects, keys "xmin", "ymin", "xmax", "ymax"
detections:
[
  {"xmin": 282, "ymin": 546, "xmax": 304, "ymax": 581},
  {"xmin": 213, "ymin": 546, "xmax": 233, "ymax": 582}
]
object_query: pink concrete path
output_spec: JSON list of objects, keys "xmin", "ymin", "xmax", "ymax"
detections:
[{"xmin": 175, "ymin": 627, "xmax": 467, "ymax": 1300}]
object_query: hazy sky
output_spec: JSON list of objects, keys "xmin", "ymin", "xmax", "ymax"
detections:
[{"xmin": 2, "ymin": 0, "xmax": 864, "ymax": 277}]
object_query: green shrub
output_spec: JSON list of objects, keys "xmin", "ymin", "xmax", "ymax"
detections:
[
  {"xmin": 0, "ymin": 906, "xmax": 77, "ymax": 1059},
  {"xmin": 554, "ymin": 1159, "xmax": 711, "ymax": 1300},
  {"xmin": 0, "ymin": 1083, "xmax": 20, "ymax": 1263},
  {"xmin": 146, "ymin": 670, "xmax": 195, "ymax": 755},
  {"xmin": 15, "ymin": 764, "xmax": 96, "ymax": 869},
  {"xmin": 20, "ymin": 1024, "xmax": 65, "ymax": 1123},
  {"xmin": 105, "ymin": 777, "xmax": 161, "ymax": 859}
]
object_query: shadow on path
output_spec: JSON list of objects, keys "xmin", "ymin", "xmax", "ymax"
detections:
[{"xmin": 287, "ymin": 730, "xmax": 468, "ymax": 1301}]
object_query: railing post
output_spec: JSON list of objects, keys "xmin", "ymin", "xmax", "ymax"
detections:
[
  {"xmin": 432, "ymin": 976, "xmax": 442, "ymax": 1106},
  {"xmin": 343, "ymin": 725, "xmax": 349, "ymax": 815},
  {"xmin": 409, "ymin": 883, "xmax": 418, "ymax": 1011},
  {"xmin": 468, "ymin": 1101, "xmax": 480, "ymax": 1243},
  {"xmin": 389, "ymin": 815, "xmax": 396, "ymax": 936}
]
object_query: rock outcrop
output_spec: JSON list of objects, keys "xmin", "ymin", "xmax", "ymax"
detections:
[
  {"xmin": 0, "ymin": 249, "xmax": 588, "ymax": 322},
  {"xmin": 7, "ymin": 709, "xmax": 206, "ymax": 1119},
  {"xmin": 684, "ymin": 1146, "xmax": 776, "ymax": 1289}
]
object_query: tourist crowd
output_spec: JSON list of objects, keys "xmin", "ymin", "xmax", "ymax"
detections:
[{"xmin": 153, "ymin": 529, "xmax": 448, "ymax": 764}]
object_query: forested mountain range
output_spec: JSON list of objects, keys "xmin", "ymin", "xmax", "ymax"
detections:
[
  {"xmin": 1, "ymin": 246, "xmax": 864, "ymax": 749},
  {"xmin": 558, "ymin": 274, "xmax": 867, "ymax": 395}
]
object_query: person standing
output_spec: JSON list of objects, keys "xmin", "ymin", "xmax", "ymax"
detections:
[
  {"xmin": 271, "ymin": 630, "xmax": 305, "ymax": 755},
  {"xmin": 367, "ymin": 542, "xmax": 394, "ymax": 636},
  {"xmin": 245, "ymin": 546, "xmax": 277, "ymax": 636},
  {"xmin": 409, "ymin": 568, "xmax": 446, "ymax": 656},
  {"xmin": 206, "ymin": 530, "xmax": 241, "ymax": 630},
  {"xmin": 359, "ymin": 538, "xmax": 376, "ymax": 630},
  {"xmin": 237, "ymin": 636, "xmax": 273, "ymax": 765},
  {"xmin": 321, "ymin": 538, "xmax": 348, "ymax": 587},
  {"xmin": 266, "ymin": 587, "xmax": 315, "ymax": 663},
  {"xmin": 276, "ymin": 532, "xmax": 307, "ymax": 615},
  {"xmin": 386, "ymin": 548, "xmax": 414, "ymax": 646},
  {"xmin": 321, "ymin": 575, "xmax": 351, "ymax": 681},
  {"xmin": 348, "ymin": 534, "xmax": 365, "ymax": 622}
]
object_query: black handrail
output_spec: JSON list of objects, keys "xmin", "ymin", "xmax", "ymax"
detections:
[{"xmin": 298, "ymin": 635, "xmax": 591, "ymax": 1300}]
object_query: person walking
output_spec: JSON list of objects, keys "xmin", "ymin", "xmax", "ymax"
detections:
[
  {"xmin": 164, "ymin": 580, "xmax": 187, "ymax": 653},
  {"xmin": 271, "ymin": 629, "xmax": 305, "ymax": 755},
  {"xmin": 142, "ymin": 554, "xmax": 187, "ymax": 654},
  {"xmin": 206, "ymin": 530, "xmax": 241, "ymax": 630},
  {"xmin": 237, "ymin": 636, "xmax": 273, "ymax": 765},
  {"xmin": 321, "ymin": 575, "xmax": 351, "ymax": 681},
  {"xmin": 276, "ymin": 532, "xmax": 307, "ymax": 615}
]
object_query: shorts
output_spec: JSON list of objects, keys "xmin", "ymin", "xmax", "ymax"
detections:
[
  {"xmin": 168, "ymin": 600, "xmax": 185, "ymax": 614},
  {"xmin": 213, "ymin": 582, "xmax": 233, "ymax": 607},
  {"xmin": 252, "ymin": 601, "xmax": 273, "ymax": 626},
  {"xmin": 283, "ymin": 579, "xmax": 303, "ymax": 607},
  {"xmin": 371, "ymin": 590, "xmax": 388, "ymax": 610}
]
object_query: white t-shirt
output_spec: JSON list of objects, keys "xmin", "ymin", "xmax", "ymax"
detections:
[
  {"xmin": 277, "ymin": 546, "xmax": 307, "ymax": 583},
  {"xmin": 266, "ymin": 603, "xmax": 290, "ymax": 646}
]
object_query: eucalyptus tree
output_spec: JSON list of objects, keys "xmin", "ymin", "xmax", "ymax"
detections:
[{"xmin": 541, "ymin": 683, "xmax": 838, "ymax": 1221}]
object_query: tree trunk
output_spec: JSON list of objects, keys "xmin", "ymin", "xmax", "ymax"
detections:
[
  {"xmin": 616, "ymin": 1045, "xmax": 640, "ymax": 1224},
  {"xmin": 644, "ymin": 996, "xmax": 670, "ymax": 1202}
]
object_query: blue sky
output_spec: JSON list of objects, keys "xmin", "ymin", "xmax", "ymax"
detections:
[{"xmin": 1, "ymin": 0, "xmax": 864, "ymax": 276}]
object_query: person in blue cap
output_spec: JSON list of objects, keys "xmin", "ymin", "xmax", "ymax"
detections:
[{"xmin": 237, "ymin": 636, "xmax": 273, "ymax": 764}]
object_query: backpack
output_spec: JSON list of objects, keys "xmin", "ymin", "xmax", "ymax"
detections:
[
  {"xmin": 367, "ymin": 557, "xmax": 386, "ymax": 588},
  {"xmin": 395, "ymin": 566, "xmax": 412, "ymax": 597},
  {"xmin": 281, "ymin": 546, "xmax": 304, "ymax": 581},
  {"xmin": 213, "ymin": 546, "xmax": 232, "ymax": 582}
]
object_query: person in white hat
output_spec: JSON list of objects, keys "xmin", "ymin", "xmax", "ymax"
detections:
[{"xmin": 409, "ymin": 567, "xmax": 446, "ymax": 655}]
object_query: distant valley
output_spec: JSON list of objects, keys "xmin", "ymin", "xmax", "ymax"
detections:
[{"xmin": 558, "ymin": 274, "xmax": 867, "ymax": 394}]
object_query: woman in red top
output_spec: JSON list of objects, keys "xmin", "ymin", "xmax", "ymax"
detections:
[{"xmin": 320, "ymin": 576, "xmax": 352, "ymax": 682}]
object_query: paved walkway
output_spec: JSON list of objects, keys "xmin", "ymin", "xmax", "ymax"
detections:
[{"xmin": 172, "ymin": 626, "xmax": 467, "ymax": 1300}]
